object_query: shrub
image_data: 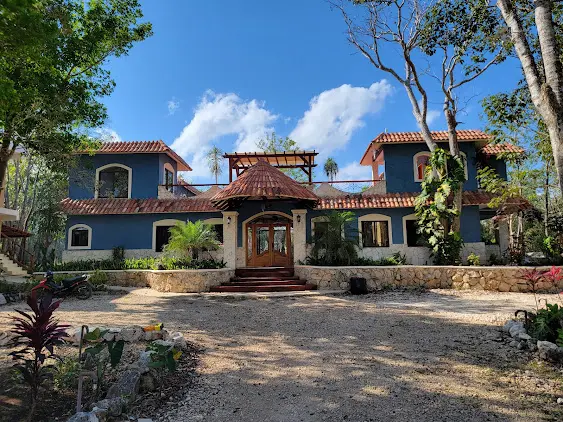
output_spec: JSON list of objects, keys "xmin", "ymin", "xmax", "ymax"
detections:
[
  {"xmin": 467, "ymin": 253, "xmax": 480, "ymax": 266},
  {"xmin": 308, "ymin": 211, "xmax": 359, "ymax": 266},
  {"xmin": 306, "ymin": 253, "xmax": 407, "ymax": 267},
  {"xmin": 488, "ymin": 253, "xmax": 500, "ymax": 265},
  {"xmin": 53, "ymin": 357, "xmax": 80, "ymax": 391},
  {"xmin": 164, "ymin": 221, "xmax": 220, "ymax": 260},
  {"xmin": 112, "ymin": 246, "xmax": 125, "ymax": 262},
  {"xmin": 10, "ymin": 295, "xmax": 68, "ymax": 421},
  {"xmin": 51, "ymin": 257, "xmax": 226, "ymax": 271}
]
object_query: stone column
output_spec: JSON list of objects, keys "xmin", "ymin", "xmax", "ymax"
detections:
[
  {"xmin": 292, "ymin": 209, "xmax": 308, "ymax": 265},
  {"xmin": 497, "ymin": 219, "xmax": 510, "ymax": 258},
  {"xmin": 222, "ymin": 211, "xmax": 239, "ymax": 269}
]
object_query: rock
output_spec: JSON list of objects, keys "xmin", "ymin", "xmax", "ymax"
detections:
[
  {"xmin": 64, "ymin": 327, "xmax": 82, "ymax": 344},
  {"xmin": 102, "ymin": 331, "xmax": 115, "ymax": 342},
  {"xmin": 153, "ymin": 339, "xmax": 174, "ymax": 350},
  {"xmin": 517, "ymin": 332, "xmax": 532, "ymax": 341},
  {"xmin": 0, "ymin": 294, "xmax": 7, "ymax": 306},
  {"xmin": 140, "ymin": 372, "xmax": 158, "ymax": 392},
  {"xmin": 537, "ymin": 341, "xmax": 563, "ymax": 362},
  {"xmin": 557, "ymin": 397, "xmax": 563, "ymax": 405},
  {"xmin": 509, "ymin": 322, "xmax": 526, "ymax": 338},
  {"xmin": 106, "ymin": 369, "xmax": 141, "ymax": 402},
  {"xmin": 169, "ymin": 332, "xmax": 187, "ymax": 350},
  {"xmin": 145, "ymin": 330, "xmax": 164, "ymax": 341},
  {"xmin": 66, "ymin": 411, "xmax": 99, "ymax": 422},
  {"xmin": 91, "ymin": 397, "xmax": 124, "ymax": 417},
  {"xmin": 133, "ymin": 350, "xmax": 155, "ymax": 374},
  {"xmin": 0, "ymin": 331, "xmax": 12, "ymax": 347},
  {"xmin": 517, "ymin": 341, "xmax": 527, "ymax": 350},
  {"xmin": 120, "ymin": 326, "xmax": 144, "ymax": 342},
  {"xmin": 509, "ymin": 340, "xmax": 518, "ymax": 348}
]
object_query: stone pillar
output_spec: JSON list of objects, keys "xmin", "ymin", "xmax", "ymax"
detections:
[
  {"xmin": 497, "ymin": 219, "xmax": 510, "ymax": 258},
  {"xmin": 292, "ymin": 209, "xmax": 308, "ymax": 265},
  {"xmin": 222, "ymin": 211, "xmax": 239, "ymax": 269}
]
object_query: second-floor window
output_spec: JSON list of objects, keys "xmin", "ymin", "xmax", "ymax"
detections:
[
  {"xmin": 414, "ymin": 152, "xmax": 430, "ymax": 182},
  {"xmin": 165, "ymin": 168, "xmax": 174, "ymax": 192},
  {"xmin": 98, "ymin": 166, "xmax": 129, "ymax": 198}
]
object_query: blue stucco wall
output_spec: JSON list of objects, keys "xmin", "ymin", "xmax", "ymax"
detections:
[
  {"xmin": 383, "ymin": 142, "xmax": 479, "ymax": 193},
  {"xmin": 66, "ymin": 212, "xmax": 221, "ymax": 250},
  {"xmin": 484, "ymin": 156, "xmax": 508, "ymax": 180},
  {"xmin": 69, "ymin": 154, "xmax": 162, "ymax": 199},
  {"xmin": 159, "ymin": 154, "xmax": 178, "ymax": 185}
]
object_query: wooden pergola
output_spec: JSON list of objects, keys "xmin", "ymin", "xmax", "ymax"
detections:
[{"xmin": 224, "ymin": 151, "xmax": 318, "ymax": 183}]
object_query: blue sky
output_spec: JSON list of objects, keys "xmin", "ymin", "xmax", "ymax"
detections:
[{"xmin": 100, "ymin": 0, "xmax": 523, "ymax": 183}]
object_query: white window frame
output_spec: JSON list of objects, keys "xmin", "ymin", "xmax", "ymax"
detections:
[
  {"xmin": 68, "ymin": 224, "xmax": 92, "ymax": 250},
  {"xmin": 203, "ymin": 218, "xmax": 224, "ymax": 244},
  {"xmin": 413, "ymin": 151, "xmax": 468, "ymax": 182},
  {"xmin": 311, "ymin": 215, "xmax": 334, "ymax": 240},
  {"xmin": 152, "ymin": 219, "xmax": 183, "ymax": 252},
  {"xmin": 402, "ymin": 213, "xmax": 419, "ymax": 246},
  {"xmin": 358, "ymin": 213, "xmax": 392, "ymax": 248},
  {"xmin": 163, "ymin": 162, "xmax": 175, "ymax": 185},
  {"xmin": 95, "ymin": 163, "xmax": 132, "ymax": 199}
]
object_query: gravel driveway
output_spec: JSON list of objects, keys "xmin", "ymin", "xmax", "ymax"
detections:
[{"xmin": 1, "ymin": 289, "xmax": 562, "ymax": 422}]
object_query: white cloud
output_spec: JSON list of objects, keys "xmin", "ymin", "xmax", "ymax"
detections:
[
  {"xmin": 167, "ymin": 99, "xmax": 180, "ymax": 115},
  {"xmin": 171, "ymin": 90, "xmax": 278, "ymax": 168},
  {"xmin": 95, "ymin": 127, "xmax": 122, "ymax": 143},
  {"xmin": 426, "ymin": 109, "xmax": 440, "ymax": 125},
  {"xmin": 289, "ymin": 81, "xmax": 392, "ymax": 156},
  {"xmin": 336, "ymin": 161, "xmax": 372, "ymax": 181}
]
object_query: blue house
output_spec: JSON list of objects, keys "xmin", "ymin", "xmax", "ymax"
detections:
[{"xmin": 61, "ymin": 130, "xmax": 522, "ymax": 267}]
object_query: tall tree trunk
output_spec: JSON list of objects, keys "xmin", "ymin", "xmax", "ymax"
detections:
[
  {"xmin": 544, "ymin": 161, "xmax": 550, "ymax": 236},
  {"xmin": 444, "ymin": 101, "xmax": 463, "ymax": 233}
]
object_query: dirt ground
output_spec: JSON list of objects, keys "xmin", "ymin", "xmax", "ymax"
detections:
[{"xmin": 1, "ymin": 289, "xmax": 562, "ymax": 422}]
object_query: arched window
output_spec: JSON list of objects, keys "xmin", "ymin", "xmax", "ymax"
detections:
[
  {"xmin": 95, "ymin": 164, "xmax": 132, "ymax": 199},
  {"xmin": 163, "ymin": 163, "xmax": 175, "ymax": 192},
  {"xmin": 68, "ymin": 224, "xmax": 92, "ymax": 250},
  {"xmin": 152, "ymin": 219, "xmax": 182, "ymax": 252},
  {"xmin": 358, "ymin": 214, "xmax": 392, "ymax": 247},
  {"xmin": 413, "ymin": 152, "xmax": 431, "ymax": 182}
]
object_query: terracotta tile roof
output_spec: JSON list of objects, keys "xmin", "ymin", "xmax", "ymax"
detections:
[
  {"xmin": 197, "ymin": 185, "xmax": 223, "ymax": 198},
  {"xmin": 317, "ymin": 191, "xmax": 528, "ymax": 210},
  {"xmin": 1, "ymin": 224, "xmax": 32, "ymax": 238},
  {"xmin": 60, "ymin": 197, "xmax": 218, "ymax": 215},
  {"xmin": 78, "ymin": 140, "xmax": 192, "ymax": 171},
  {"xmin": 480, "ymin": 143, "xmax": 525, "ymax": 155},
  {"xmin": 211, "ymin": 160, "xmax": 319, "ymax": 209},
  {"xmin": 372, "ymin": 130, "xmax": 491, "ymax": 144},
  {"xmin": 313, "ymin": 183, "xmax": 348, "ymax": 197}
]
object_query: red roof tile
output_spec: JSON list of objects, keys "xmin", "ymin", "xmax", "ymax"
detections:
[
  {"xmin": 78, "ymin": 140, "xmax": 192, "ymax": 171},
  {"xmin": 317, "ymin": 191, "xmax": 528, "ymax": 210},
  {"xmin": 480, "ymin": 143, "xmax": 525, "ymax": 155},
  {"xmin": 211, "ymin": 160, "xmax": 319, "ymax": 208},
  {"xmin": 371, "ymin": 130, "xmax": 491, "ymax": 144},
  {"xmin": 1, "ymin": 224, "xmax": 32, "ymax": 238},
  {"xmin": 61, "ymin": 197, "xmax": 218, "ymax": 215}
]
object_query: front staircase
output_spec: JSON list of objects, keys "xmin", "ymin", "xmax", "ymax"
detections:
[
  {"xmin": 0, "ymin": 252, "xmax": 29, "ymax": 276},
  {"xmin": 210, "ymin": 267, "xmax": 316, "ymax": 293}
]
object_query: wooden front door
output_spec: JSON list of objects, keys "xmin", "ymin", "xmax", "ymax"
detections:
[{"xmin": 247, "ymin": 222, "xmax": 292, "ymax": 267}]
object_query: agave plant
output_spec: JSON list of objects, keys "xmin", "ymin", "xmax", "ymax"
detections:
[
  {"xmin": 309, "ymin": 211, "xmax": 359, "ymax": 266},
  {"xmin": 10, "ymin": 295, "xmax": 68, "ymax": 421},
  {"xmin": 164, "ymin": 221, "xmax": 221, "ymax": 260}
]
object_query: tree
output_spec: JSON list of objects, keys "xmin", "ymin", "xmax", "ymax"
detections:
[
  {"xmin": 496, "ymin": 0, "xmax": 563, "ymax": 196},
  {"xmin": 324, "ymin": 157, "xmax": 339, "ymax": 182},
  {"xmin": 256, "ymin": 132, "xmax": 309, "ymax": 181},
  {"xmin": 335, "ymin": 0, "xmax": 504, "ymax": 261},
  {"xmin": 206, "ymin": 145, "xmax": 223, "ymax": 185},
  {"xmin": 164, "ymin": 221, "xmax": 220, "ymax": 260},
  {"xmin": 0, "ymin": 0, "xmax": 152, "ymax": 198},
  {"xmin": 308, "ymin": 211, "xmax": 359, "ymax": 266}
]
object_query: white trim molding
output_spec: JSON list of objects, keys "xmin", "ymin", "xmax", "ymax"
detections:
[
  {"xmin": 203, "ymin": 218, "xmax": 223, "ymax": 226},
  {"xmin": 311, "ymin": 215, "xmax": 330, "ymax": 239},
  {"xmin": 95, "ymin": 163, "xmax": 133, "ymax": 199},
  {"xmin": 152, "ymin": 219, "xmax": 182, "ymax": 252},
  {"xmin": 358, "ymin": 213, "xmax": 392, "ymax": 248},
  {"xmin": 402, "ymin": 213, "xmax": 418, "ymax": 246},
  {"xmin": 68, "ymin": 224, "xmax": 92, "ymax": 250}
]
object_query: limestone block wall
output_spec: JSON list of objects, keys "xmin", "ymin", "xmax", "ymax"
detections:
[
  {"xmin": 34, "ymin": 268, "xmax": 234, "ymax": 293},
  {"xmin": 295, "ymin": 265, "xmax": 563, "ymax": 293}
]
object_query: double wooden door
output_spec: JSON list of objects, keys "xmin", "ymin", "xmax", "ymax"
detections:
[{"xmin": 247, "ymin": 222, "xmax": 291, "ymax": 267}]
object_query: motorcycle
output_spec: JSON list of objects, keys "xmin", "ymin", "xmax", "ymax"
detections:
[{"xmin": 32, "ymin": 271, "xmax": 93, "ymax": 300}]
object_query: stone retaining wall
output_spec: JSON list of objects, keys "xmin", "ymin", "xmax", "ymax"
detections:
[
  {"xmin": 33, "ymin": 268, "xmax": 234, "ymax": 293},
  {"xmin": 295, "ymin": 265, "xmax": 563, "ymax": 293}
]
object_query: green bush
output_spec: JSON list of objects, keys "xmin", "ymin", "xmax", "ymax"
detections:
[
  {"xmin": 306, "ymin": 253, "xmax": 408, "ymax": 267},
  {"xmin": 51, "ymin": 257, "xmax": 226, "ymax": 272},
  {"xmin": 0, "ymin": 279, "xmax": 40, "ymax": 294},
  {"xmin": 53, "ymin": 357, "xmax": 80, "ymax": 391},
  {"xmin": 467, "ymin": 253, "xmax": 480, "ymax": 266}
]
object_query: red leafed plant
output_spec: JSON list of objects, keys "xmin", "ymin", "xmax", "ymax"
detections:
[
  {"xmin": 543, "ymin": 266, "xmax": 563, "ymax": 285},
  {"xmin": 10, "ymin": 294, "xmax": 69, "ymax": 421}
]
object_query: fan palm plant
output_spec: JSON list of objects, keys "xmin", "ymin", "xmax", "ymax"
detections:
[
  {"xmin": 309, "ymin": 211, "xmax": 358, "ymax": 265},
  {"xmin": 164, "ymin": 221, "xmax": 220, "ymax": 260}
]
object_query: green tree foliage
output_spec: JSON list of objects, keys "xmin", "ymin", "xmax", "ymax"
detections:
[
  {"xmin": 308, "ymin": 211, "xmax": 359, "ymax": 266},
  {"xmin": 415, "ymin": 149, "xmax": 466, "ymax": 265},
  {"xmin": 324, "ymin": 157, "xmax": 338, "ymax": 182},
  {"xmin": 206, "ymin": 145, "xmax": 223, "ymax": 185},
  {"xmin": 164, "ymin": 221, "xmax": 221, "ymax": 260},
  {"xmin": 0, "ymin": 0, "xmax": 152, "ymax": 192},
  {"xmin": 256, "ymin": 132, "xmax": 309, "ymax": 181}
]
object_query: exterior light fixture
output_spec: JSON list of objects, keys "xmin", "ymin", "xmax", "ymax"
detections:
[
  {"xmin": 297, "ymin": 215, "xmax": 301, "ymax": 223},
  {"xmin": 227, "ymin": 216, "xmax": 232, "ymax": 225}
]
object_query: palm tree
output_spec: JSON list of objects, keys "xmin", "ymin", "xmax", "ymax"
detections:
[
  {"xmin": 309, "ymin": 211, "xmax": 358, "ymax": 265},
  {"xmin": 206, "ymin": 145, "xmax": 223, "ymax": 185},
  {"xmin": 324, "ymin": 157, "xmax": 338, "ymax": 182},
  {"xmin": 164, "ymin": 221, "xmax": 220, "ymax": 260}
]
